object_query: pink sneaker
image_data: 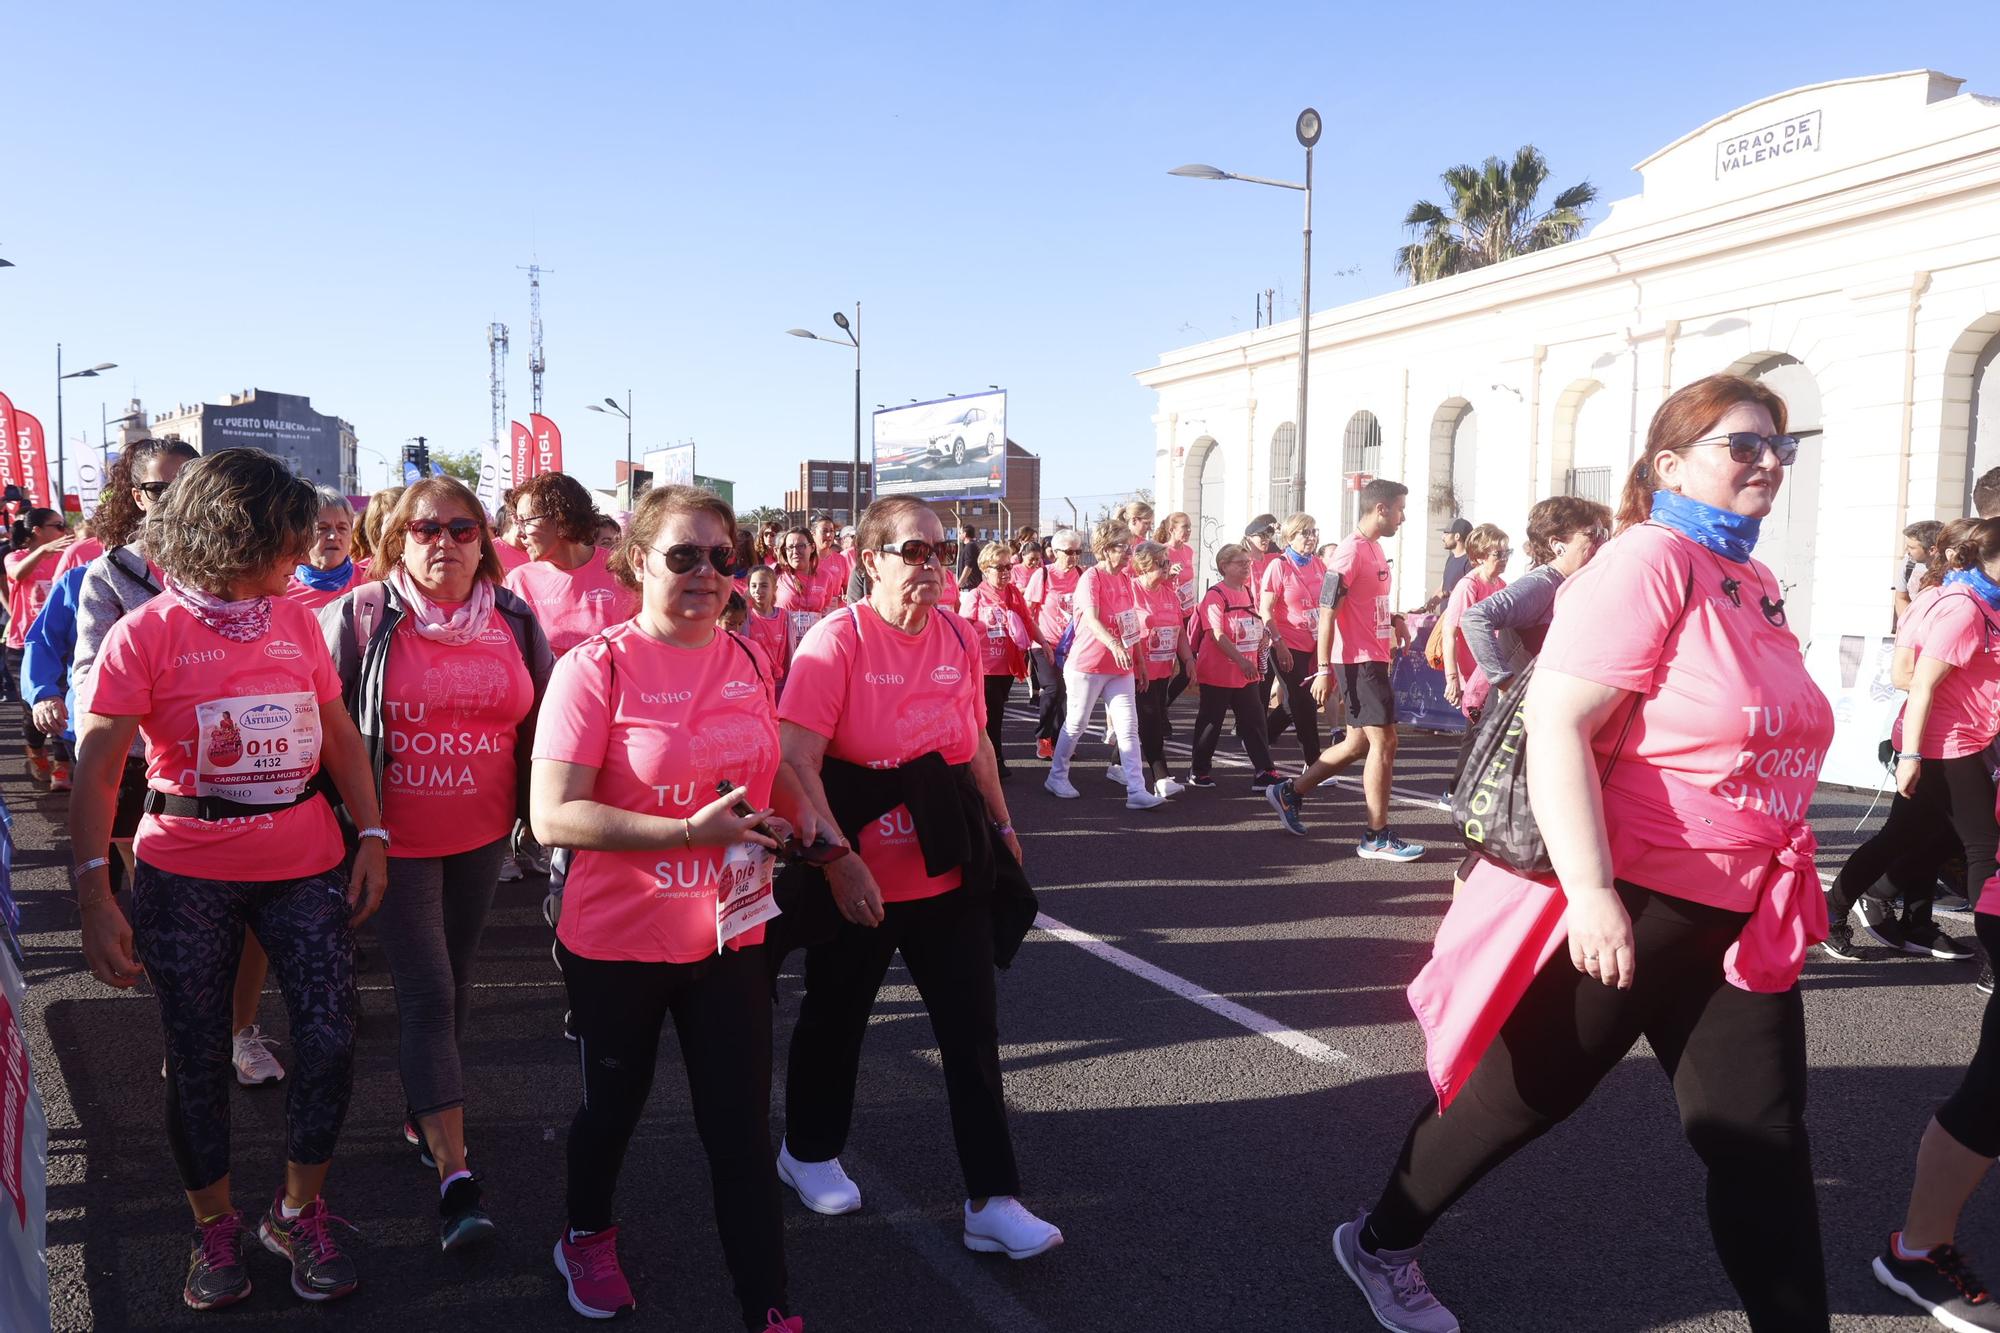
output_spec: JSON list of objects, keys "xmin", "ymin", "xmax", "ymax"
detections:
[
  {"xmin": 554, "ymin": 1226, "xmax": 635, "ymax": 1320},
  {"xmin": 762, "ymin": 1312, "xmax": 804, "ymax": 1332}
]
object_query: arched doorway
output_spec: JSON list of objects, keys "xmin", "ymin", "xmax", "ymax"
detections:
[
  {"xmin": 1268, "ymin": 422, "xmax": 1300, "ymax": 517},
  {"xmin": 1427, "ymin": 398, "xmax": 1476, "ymax": 587},
  {"xmin": 1552, "ymin": 379, "xmax": 1619, "ymax": 504},
  {"xmin": 1960, "ymin": 328, "xmax": 2000, "ymax": 512},
  {"xmin": 1340, "ymin": 410, "xmax": 1383, "ymax": 535},
  {"xmin": 1736, "ymin": 353, "xmax": 1823, "ymax": 642},
  {"xmin": 1183, "ymin": 435, "xmax": 1224, "ymax": 592}
]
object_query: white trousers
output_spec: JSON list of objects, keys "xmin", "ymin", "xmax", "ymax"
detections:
[{"xmin": 1052, "ymin": 667, "xmax": 1142, "ymax": 792}]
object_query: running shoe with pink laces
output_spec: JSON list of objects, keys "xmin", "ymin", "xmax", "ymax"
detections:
[
  {"xmin": 761, "ymin": 1312, "xmax": 805, "ymax": 1332},
  {"xmin": 183, "ymin": 1211, "xmax": 253, "ymax": 1310},
  {"xmin": 555, "ymin": 1226, "xmax": 635, "ymax": 1319},
  {"xmin": 257, "ymin": 1192, "xmax": 359, "ymax": 1302}
]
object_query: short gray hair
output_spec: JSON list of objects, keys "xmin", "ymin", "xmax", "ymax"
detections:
[
  {"xmin": 1050, "ymin": 528, "xmax": 1083, "ymax": 551},
  {"xmin": 314, "ymin": 484, "xmax": 354, "ymax": 516}
]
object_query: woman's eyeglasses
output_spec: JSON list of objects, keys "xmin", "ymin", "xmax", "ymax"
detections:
[
  {"xmin": 649, "ymin": 544, "xmax": 739, "ymax": 575},
  {"xmin": 406, "ymin": 519, "xmax": 484, "ymax": 546},
  {"xmin": 1672, "ymin": 432, "xmax": 1802, "ymax": 466},
  {"xmin": 876, "ymin": 538, "xmax": 958, "ymax": 567}
]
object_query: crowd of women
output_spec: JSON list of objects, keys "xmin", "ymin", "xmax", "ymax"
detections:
[{"xmin": 19, "ymin": 368, "xmax": 2000, "ymax": 1333}]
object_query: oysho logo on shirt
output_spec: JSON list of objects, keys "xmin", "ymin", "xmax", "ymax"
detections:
[
  {"xmin": 239, "ymin": 702, "xmax": 294, "ymax": 730},
  {"xmin": 864, "ymin": 672, "xmax": 905, "ymax": 686},
  {"xmin": 929, "ymin": 664, "xmax": 962, "ymax": 685},
  {"xmin": 720, "ymin": 679, "xmax": 758, "ymax": 701},
  {"xmin": 640, "ymin": 690, "xmax": 694, "ymax": 705},
  {"xmin": 263, "ymin": 640, "xmax": 303, "ymax": 660}
]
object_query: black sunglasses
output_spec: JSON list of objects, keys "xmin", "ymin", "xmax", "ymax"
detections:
[
  {"xmin": 875, "ymin": 538, "xmax": 958, "ymax": 567},
  {"xmin": 134, "ymin": 480, "xmax": 173, "ymax": 498},
  {"xmin": 1672, "ymin": 432, "xmax": 1802, "ymax": 467},
  {"xmin": 406, "ymin": 518, "xmax": 484, "ymax": 546},
  {"xmin": 650, "ymin": 543, "xmax": 739, "ymax": 575}
]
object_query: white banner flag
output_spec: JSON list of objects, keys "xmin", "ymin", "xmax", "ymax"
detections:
[{"xmin": 475, "ymin": 442, "xmax": 511, "ymax": 521}]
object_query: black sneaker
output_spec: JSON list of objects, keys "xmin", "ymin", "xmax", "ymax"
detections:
[
  {"xmin": 258, "ymin": 1192, "xmax": 359, "ymax": 1302},
  {"xmin": 1248, "ymin": 770, "xmax": 1285, "ymax": 791},
  {"xmin": 1873, "ymin": 1235, "xmax": 2000, "ymax": 1330},
  {"xmin": 439, "ymin": 1175, "xmax": 498, "ymax": 1252},
  {"xmin": 1905, "ymin": 922, "xmax": 1977, "ymax": 961},
  {"xmin": 563, "ymin": 1009, "xmax": 578, "ymax": 1042},
  {"xmin": 1821, "ymin": 920, "xmax": 1863, "ymax": 961},
  {"xmin": 183, "ymin": 1212, "xmax": 253, "ymax": 1310},
  {"xmin": 1266, "ymin": 780, "xmax": 1307, "ymax": 836},
  {"xmin": 403, "ymin": 1118, "xmax": 437, "ymax": 1170},
  {"xmin": 1855, "ymin": 897, "xmax": 1907, "ymax": 951},
  {"xmin": 1185, "ymin": 774, "xmax": 1217, "ymax": 789}
]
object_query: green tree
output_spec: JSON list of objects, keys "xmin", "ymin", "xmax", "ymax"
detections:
[
  {"xmin": 427, "ymin": 447, "xmax": 483, "ymax": 484},
  {"xmin": 740, "ymin": 504, "xmax": 789, "ymax": 531},
  {"xmin": 1394, "ymin": 146, "xmax": 1597, "ymax": 285}
]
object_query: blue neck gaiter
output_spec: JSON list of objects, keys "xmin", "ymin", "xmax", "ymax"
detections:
[
  {"xmin": 1946, "ymin": 566, "xmax": 2000, "ymax": 610},
  {"xmin": 1284, "ymin": 545, "xmax": 1312, "ymax": 568},
  {"xmin": 1649, "ymin": 490, "xmax": 1760, "ymax": 564},
  {"xmin": 295, "ymin": 558, "xmax": 354, "ymax": 593}
]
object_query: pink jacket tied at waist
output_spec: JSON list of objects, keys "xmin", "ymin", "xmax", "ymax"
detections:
[{"xmin": 1407, "ymin": 772, "xmax": 1826, "ymax": 1111}]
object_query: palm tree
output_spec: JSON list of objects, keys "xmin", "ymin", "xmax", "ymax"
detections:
[{"xmin": 1395, "ymin": 146, "xmax": 1597, "ymax": 284}]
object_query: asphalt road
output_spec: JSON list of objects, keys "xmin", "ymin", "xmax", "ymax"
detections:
[{"xmin": 16, "ymin": 695, "xmax": 1994, "ymax": 1333}]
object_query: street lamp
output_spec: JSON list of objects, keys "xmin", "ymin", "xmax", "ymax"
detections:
[
  {"xmin": 586, "ymin": 392, "xmax": 634, "ymax": 500},
  {"xmin": 56, "ymin": 345, "xmax": 117, "ymax": 504},
  {"xmin": 1171, "ymin": 106, "xmax": 1321, "ymax": 509},
  {"xmin": 787, "ymin": 304, "xmax": 863, "ymax": 523}
]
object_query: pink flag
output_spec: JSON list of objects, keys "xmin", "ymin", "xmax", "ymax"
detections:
[
  {"xmin": 13, "ymin": 412, "xmax": 49, "ymax": 509},
  {"xmin": 510, "ymin": 419, "xmax": 534, "ymax": 483},
  {"xmin": 530, "ymin": 414, "xmax": 563, "ymax": 477}
]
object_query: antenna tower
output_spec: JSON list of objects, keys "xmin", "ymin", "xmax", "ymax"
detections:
[
  {"xmin": 517, "ymin": 262, "xmax": 553, "ymax": 413},
  {"xmin": 486, "ymin": 322, "xmax": 510, "ymax": 455}
]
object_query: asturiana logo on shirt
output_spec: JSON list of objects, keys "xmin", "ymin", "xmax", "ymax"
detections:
[
  {"xmin": 864, "ymin": 672, "xmax": 905, "ymax": 686},
  {"xmin": 929, "ymin": 664, "xmax": 962, "ymax": 685},
  {"xmin": 263, "ymin": 641, "xmax": 303, "ymax": 660},
  {"xmin": 720, "ymin": 679, "xmax": 758, "ymax": 701},
  {"xmin": 239, "ymin": 703, "xmax": 294, "ymax": 730}
]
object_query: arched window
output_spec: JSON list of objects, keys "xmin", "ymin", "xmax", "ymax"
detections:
[
  {"xmin": 1340, "ymin": 411, "xmax": 1383, "ymax": 534},
  {"xmin": 1268, "ymin": 422, "xmax": 1300, "ymax": 516}
]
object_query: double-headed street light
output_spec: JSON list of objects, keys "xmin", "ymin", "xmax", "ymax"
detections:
[
  {"xmin": 1171, "ymin": 106, "xmax": 1322, "ymax": 508},
  {"xmin": 787, "ymin": 304, "xmax": 862, "ymax": 523},
  {"xmin": 586, "ymin": 392, "xmax": 634, "ymax": 501},
  {"xmin": 56, "ymin": 345, "xmax": 117, "ymax": 504}
]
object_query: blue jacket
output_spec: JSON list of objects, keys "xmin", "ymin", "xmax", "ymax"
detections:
[{"xmin": 20, "ymin": 565, "xmax": 90, "ymax": 743}]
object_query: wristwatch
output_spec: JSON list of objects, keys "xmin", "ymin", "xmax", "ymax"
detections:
[{"xmin": 357, "ymin": 826, "xmax": 392, "ymax": 848}]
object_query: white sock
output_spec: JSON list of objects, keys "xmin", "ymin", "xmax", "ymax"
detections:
[
  {"xmin": 279, "ymin": 1197, "xmax": 308, "ymax": 1219},
  {"xmin": 440, "ymin": 1170, "xmax": 472, "ymax": 1198},
  {"xmin": 569, "ymin": 1226, "xmax": 598, "ymax": 1243},
  {"xmin": 1895, "ymin": 1233, "xmax": 1935, "ymax": 1261}
]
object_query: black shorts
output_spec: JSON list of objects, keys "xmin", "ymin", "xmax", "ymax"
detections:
[
  {"xmin": 1339, "ymin": 660, "xmax": 1396, "ymax": 729},
  {"xmin": 112, "ymin": 757, "xmax": 148, "ymax": 841}
]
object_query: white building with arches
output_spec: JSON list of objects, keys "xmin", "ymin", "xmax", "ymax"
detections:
[{"xmin": 1140, "ymin": 69, "xmax": 2000, "ymax": 657}]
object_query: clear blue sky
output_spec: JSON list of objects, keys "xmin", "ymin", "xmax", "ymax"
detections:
[{"xmin": 3, "ymin": 2, "xmax": 1995, "ymax": 519}]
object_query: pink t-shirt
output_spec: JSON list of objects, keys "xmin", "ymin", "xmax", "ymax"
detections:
[
  {"xmin": 380, "ymin": 611, "xmax": 535, "ymax": 858},
  {"xmin": 1194, "ymin": 583, "xmax": 1263, "ymax": 688},
  {"xmin": 779, "ymin": 604, "xmax": 985, "ymax": 902},
  {"xmin": 1136, "ymin": 577, "xmax": 1184, "ymax": 679},
  {"xmin": 535, "ymin": 623, "xmax": 780, "ymax": 963},
  {"xmin": 1260, "ymin": 553, "xmax": 1327, "ymax": 652},
  {"xmin": 1010, "ymin": 563, "xmax": 1036, "ymax": 594},
  {"xmin": 1025, "ymin": 565, "xmax": 1081, "ymax": 646},
  {"xmin": 743, "ymin": 607, "xmax": 790, "ymax": 682},
  {"xmin": 1251, "ymin": 551, "xmax": 1279, "ymax": 586},
  {"xmin": 1164, "ymin": 541, "xmax": 1199, "ymax": 611},
  {"xmin": 1326, "ymin": 534, "xmax": 1393, "ymax": 664},
  {"xmin": 1896, "ymin": 584, "xmax": 1944, "ymax": 649},
  {"xmin": 1070, "ymin": 566, "xmax": 1140, "ymax": 676},
  {"xmin": 1892, "ymin": 587, "xmax": 2000, "ymax": 759},
  {"xmin": 503, "ymin": 548, "xmax": 638, "ymax": 657},
  {"xmin": 1540, "ymin": 523, "xmax": 1835, "ymax": 912},
  {"xmin": 1445, "ymin": 572, "xmax": 1506, "ymax": 714},
  {"xmin": 4, "ymin": 549, "xmax": 56, "ymax": 650},
  {"xmin": 494, "ymin": 541, "xmax": 530, "ymax": 574},
  {"xmin": 816, "ymin": 550, "xmax": 850, "ymax": 602},
  {"xmin": 88, "ymin": 594, "xmax": 346, "ymax": 881},
  {"xmin": 283, "ymin": 565, "xmax": 361, "ymax": 614},
  {"xmin": 51, "ymin": 537, "xmax": 104, "ymax": 581},
  {"xmin": 959, "ymin": 580, "xmax": 1031, "ymax": 678}
]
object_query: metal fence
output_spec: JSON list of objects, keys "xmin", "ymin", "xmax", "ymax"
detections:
[{"xmin": 1564, "ymin": 467, "xmax": 1615, "ymax": 505}]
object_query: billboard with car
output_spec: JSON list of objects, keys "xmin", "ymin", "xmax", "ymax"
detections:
[{"xmin": 872, "ymin": 390, "xmax": 1006, "ymax": 499}]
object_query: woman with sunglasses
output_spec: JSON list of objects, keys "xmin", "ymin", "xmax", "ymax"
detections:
[
  {"xmin": 71, "ymin": 448, "xmax": 388, "ymax": 1311},
  {"xmin": 504, "ymin": 473, "xmax": 636, "ymax": 659},
  {"xmin": 284, "ymin": 488, "xmax": 360, "ymax": 612},
  {"xmin": 776, "ymin": 496, "xmax": 1059, "ymax": 1262},
  {"xmin": 959, "ymin": 541, "xmax": 1039, "ymax": 780},
  {"xmin": 1046, "ymin": 520, "xmax": 1164, "ymax": 809},
  {"xmin": 320, "ymin": 476, "xmax": 551, "ymax": 1251},
  {"xmin": 8, "ymin": 507, "xmax": 74, "ymax": 784},
  {"xmin": 1024, "ymin": 532, "xmax": 1083, "ymax": 759},
  {"xmin": 1338, "ymin": 375, "xmax": 1835, "ymax": 1333},
  {"xmin": 1188, "ymin": 544, "xmax": 1280, "ymax": 788},
  {"xmin": 531, "ymin": 485, "xmax": 810, "ymax": 1329},
  {"xmin": 1260, "ymin": 513, "xmax": 1327, "ymax": 769}
]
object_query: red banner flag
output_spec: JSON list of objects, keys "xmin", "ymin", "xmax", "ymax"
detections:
[
  {"xmin": 0, "ymin": 391, "xmax": 18, "ymax": 500},
  {"xmin": 13, "ymin": 412, "xmax": 49, "ymax": 510},
  {"xmin": 530, "ymin": 414, "xmax": 563, "ymax": 478},
  {"xmin": 510, "ymin": 420, "xmax": 534, "ymax": 484}
]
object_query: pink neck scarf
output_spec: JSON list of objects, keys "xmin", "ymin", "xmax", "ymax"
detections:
[
  {"xmin": 164, "ymin": 573, "xmax": 272, "ymax": 644},
  {"xmin": 389, "ymin": 566, "xmax": 495, "ymax": 647}
]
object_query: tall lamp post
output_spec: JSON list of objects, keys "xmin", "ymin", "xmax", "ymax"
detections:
[
  {"xmin": 1171, "ymin": 107, "xmax": 1321, "ymax": 509},
  {"xmin": 586, "ymin": 392, "xmax": 634, "ymax": 501},
  {"xmin": 787, "ymin": 304, "xmax": 862, "ymax": 522},
  {"xmin": 56, "ymin": 345, "xmax": 117, "ymax": 505}
]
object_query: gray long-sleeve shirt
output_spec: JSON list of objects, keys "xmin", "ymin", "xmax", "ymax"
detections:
[{"xmin": 1459, "ymin": 563, "xmax": 1566, "ymax": 689}]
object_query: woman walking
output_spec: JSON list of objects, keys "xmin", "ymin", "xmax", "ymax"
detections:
[
  {"xmin": 1187, "ymin": 544, "xmax": 1280, "ymax": 788},
  {"xmin": 1044, "ymin": 520, "xmax": 1164, "ymax": 810},
  {"xmin": 1260, "ymin": 513, "xmax": 1327, "ymax": 768},
  {"xmin": 959, "ymin": 541, "xmax": 1038, "ymax": 781},
  {"xmin": 1129, "ymin": 540, "xmax": 1196, "ymax": 797}
]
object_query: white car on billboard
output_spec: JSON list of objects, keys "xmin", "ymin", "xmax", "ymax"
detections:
[{"xmin": 925, "ymin": 406, "xmax": 1000, "ymax": 467}]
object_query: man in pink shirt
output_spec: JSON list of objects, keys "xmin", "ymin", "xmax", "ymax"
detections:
[{"xmin": 1266, "ymin": 479, "xmax": 1423, "ymax": 861}]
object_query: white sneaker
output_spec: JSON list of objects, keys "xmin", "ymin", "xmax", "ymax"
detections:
[
  {"xmin": 963, "ymin": 1197, "xmax": 1063, "ymax": 1260},
  {"xmin": 232, "ymin": 1025, "xmax": 286, "ymax": 1086},
  {"xmin": 1044, "ymin": 775, "xmax": 1080, "ymax": 799},
  {"xmin": 776, "ymin": 1140, "xmax": 862, "ymax": 1215},
  {"xmin": 1125, "ymin": 788, "xmax": 1166, "ymax": 810},
  {"xmin": 1154, "ymin": 777, "xmax": 1186, "ymax": 799},
  {"xmin": 496, "ymin": 853, "xmax": 523, "ymax": 883},
  {"xmin": 1104, "ymin": 765, "xmax": 1127, "ymax": 785}
]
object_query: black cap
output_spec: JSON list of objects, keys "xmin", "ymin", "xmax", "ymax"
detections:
[
  {"xmin": 1244, "ymin": 513, "xmax": 1278, "ymax": 538},
  {"xmin": 1442, "ymin": 517, "xmax": 1472, "ymax": 537}
]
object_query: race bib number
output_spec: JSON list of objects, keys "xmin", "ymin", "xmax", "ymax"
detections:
[
  {"xmin": 716, "ymin": 841, "xmax": 779, "ymax": 949},
  {"xmin": 985, "ymin": 608, "xmax": 1008, "ymax": 640},
  {"xmin": 787, "ymin": 610, "xmax": 819, "ymax": 654},
  {"xmin": 1176, "ymin": 578, "xmax": 1197, "ymax": 610},
  {"xmin": 1373, "ymin": 595, "xmax": 1392, "ymax": 642},
  {"xmin": 195, "ymin": 691, "xmax": 321, "ymax": 805},
  {"xmin": 1148, "ymin": 624, "xmax": 1178, "ymax": 662},
  {"xmin": 1115, "ymin": 608, "xmax": 1144, "ymax": 645},
  {"xmin": 1231, "ymin": 616, "xmax": 1262, "ymax": 651}
]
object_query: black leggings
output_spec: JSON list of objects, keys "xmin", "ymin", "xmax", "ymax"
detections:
[
  {"xmin": 559, "ymin": 940, "xmax": 785, "ymax": 1331},
  {"xmin": 1939, "ymin": 915, "xmax": 2000, "ymax": 1157},
  {"xmin": 1368, "ymin": 882, "xmax": 1825, "ymax": 1332},
  {"xmin": 1264, "ymin": 646, "xmax": 1320, "ymax": 762},
  {"xmin": 1032, "ymin": 649, "xmax": 1065, "ymax": 742},
  {"xmin": 1192, "ymin": 679, "xmax": 1275, "ymax": 777},
  {"xmin": 1832, "ymin": 754, "xmax": 1998, "ymax": 920},
  {"xmin": 132, "ymin": 860, "xmax": 357, "ymax": 1191},
  {"xmin": 1134, "ymin": 677, "xmax": 1170, "ymax": 768},
  {"xmin": 786, "ymin": 886, "xmax": 1019, "ymax": 1200},
  {"xmin": 983, "ymin": 674, "xmax": 1014, "ymax": 771}
]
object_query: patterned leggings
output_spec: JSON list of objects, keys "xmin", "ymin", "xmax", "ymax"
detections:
[{"xmin": 131, "ymin": 860, "xmax": 357, "ymax": 1191}]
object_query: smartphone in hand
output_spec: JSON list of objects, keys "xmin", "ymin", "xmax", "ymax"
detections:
[{"xmin": 715, "ymin": 780, "xmax": 850, "ymax": 865}]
